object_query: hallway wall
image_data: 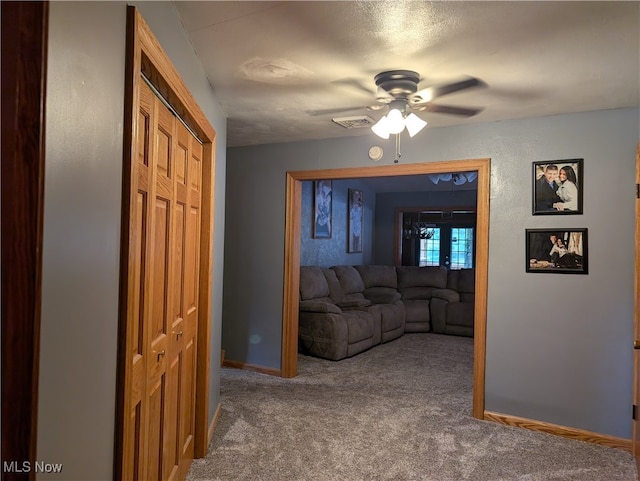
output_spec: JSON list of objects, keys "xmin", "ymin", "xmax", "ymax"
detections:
[
  {"xmin": 224, "ymin": 107, "xmax": 638, "ymax": 440},
  {"xmin": 38, "ymin": 3, "xmax": 227, "ymax": 480}
]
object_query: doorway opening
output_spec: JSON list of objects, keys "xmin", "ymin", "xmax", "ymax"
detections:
[{"xmin": 282, "ymin": 158, "xmax": 490, "ymax": 418}]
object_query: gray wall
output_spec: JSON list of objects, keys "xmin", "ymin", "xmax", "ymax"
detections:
[
  {"xmin": 38, "ymin": 2, "xmax": 226, "ymax": 480},
  {"xmin": 224, "ymin": 107, "xmax": 638, "ymax": 439},
  {"xmin": 301, "ymin": 179, "xmax": 375, "ymax": 267},
  {"xmin": 374, "ymin": 189, "xmax": 478, "ymax": 265}
]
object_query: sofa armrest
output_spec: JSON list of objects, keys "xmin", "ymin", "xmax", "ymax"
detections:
[
  {"xmin": 362, "ymin": 287, "xmax": 401, "ymax": 304},
  {"xmin": 336, "ymin": 299, "xmax": 372, "ymax": 309},
  {"xmin": 299, "ymin": 299, "xmax": 342, "ymax": 314},
  {"xmin": 431, "ymin": 288, "xmax": 460, "ymax": 303}
]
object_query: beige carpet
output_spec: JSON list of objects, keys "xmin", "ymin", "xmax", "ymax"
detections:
[{"xmin": 188, "ymin": 333, "xmax": 636, "ymax": 481}]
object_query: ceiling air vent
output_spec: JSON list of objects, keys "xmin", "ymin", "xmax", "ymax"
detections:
[{"xmin": 332, "ymin": 116, "xmax": 375, "ymax": 129}]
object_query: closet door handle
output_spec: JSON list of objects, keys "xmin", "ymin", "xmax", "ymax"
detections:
[{"xmin": 634, "ymin": 340, "xmax": 640, "ymax": 350}]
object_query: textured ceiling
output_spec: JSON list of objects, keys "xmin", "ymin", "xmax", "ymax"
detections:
[{"xmin": 174, "ymin": 1, "xmax": 639, "ymax": 149}]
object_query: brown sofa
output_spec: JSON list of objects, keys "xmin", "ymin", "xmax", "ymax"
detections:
[{"xmin": 298, "ymin": 265, "xmax": 475, "ymax": 360}]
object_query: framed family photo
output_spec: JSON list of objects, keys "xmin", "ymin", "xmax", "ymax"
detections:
[
  {"xmin": 313, "ymin": 180, "xmax": 332, "ymax": 238},
  {"xmin": 532, "ymin": 159, "xmax": 583, "ymax": 215},
  {"xmin": 348, "ymin": 188, "xmax": 363, "ymax": 253},
  {"xmin": 525, "ymin": 228, "xmax": 588, "ymax": 274}
]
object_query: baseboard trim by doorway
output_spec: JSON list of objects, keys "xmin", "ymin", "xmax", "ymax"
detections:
[
  {"xmin": 207, "ymin": 403, "xmax": 222, "ymax": 447},
  {"xmin": 223, "ymin": 359, "xmax": 282, "ymax": 377},
  {"xmin": 484, "ymin": 410, "xmax": 631, "ymax": 452}
]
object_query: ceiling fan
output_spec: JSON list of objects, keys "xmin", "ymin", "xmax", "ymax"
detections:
[
  {"xmin": 313, "ymin": 69, "xmax": 485, "ymax": 138},
  {"xmin": 374, "ymin": 70, "xmax": 483, "ymax": 115}
]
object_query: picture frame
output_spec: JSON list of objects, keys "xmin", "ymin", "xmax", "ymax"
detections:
[
  {"xmin": 532, "ymin": 159, "xmax": 583, "ymax": 215},
  {"xmin": 348, "ymin": 188, "xmax": 363, "ymax": 253},
  {"xmin": 313, "ymin": 180, "xmax": 332, "ymax": 238},
  {"xmin": 525, "ymin": 228, "xmax": 588, "ymax": 274}
]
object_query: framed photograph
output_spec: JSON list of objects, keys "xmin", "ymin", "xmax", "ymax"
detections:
[
  {"xmin": 313, "ymin": 180, "xmax": 332, "ymax": 238},
  {"xmin": 526, "ymin": 228, "xmax": 588, "ymax": 274},
  {"xmin": 348, "ymin": 188, "xmax": 363, "ymax": 253},
  {"xmin": 532, "ymin": 159, "xmax": 583, "ymax": 215}
]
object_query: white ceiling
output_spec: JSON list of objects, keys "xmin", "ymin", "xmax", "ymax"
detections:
[{"xmin": 174, "ymin": 1, "xmax": 639, "ymax": 149}]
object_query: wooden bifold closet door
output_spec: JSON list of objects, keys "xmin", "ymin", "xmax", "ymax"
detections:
[{"xmin": 124, "ymin": 80, "xmax": 202, "ymax": 481}]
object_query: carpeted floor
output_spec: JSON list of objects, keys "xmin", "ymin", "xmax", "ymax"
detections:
[{"xmin": 188, "ymin": 333, "xmax": 636, "ymax": 481}]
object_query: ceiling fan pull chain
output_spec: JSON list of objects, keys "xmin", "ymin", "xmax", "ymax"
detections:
[{"xmin": 394, "ymin": 133, "xmax": 402, "ymax": 164}]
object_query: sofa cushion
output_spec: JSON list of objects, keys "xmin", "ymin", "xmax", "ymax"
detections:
[
  {"xmin": 447, "ymin": 268, "xmax": 475, "ymax": 293},
  {"xmin": 355, "ymin": 265, "xmax": 398, "ymax": 288},
  {"xmin": 399, "ymin": 286, "xmax": 438, "ymax": 301},
  {"xmin": 431, "ymin": 288, "xmax": 460, "ymax": 303},
  {"xmin": 458, "ymin": 269, "xmax": 475, "ymax": 294},
  {"xmin": 363, "ymin": 287, "xmax": 401, "ymax": 304},
  {"xmin": 396, "ymin": 266, "xmax": 447, "ymax": 289},
  {"xmin": 300, "ymin": 266, "xmax": 329, "ymax": 300},
  {"xmin": 323, "ymin": 268, "xmax": 345, "ymax": 301},
  {"xmin": 299, "ymin": 299, "xmax": 342, "ymax": 314},
  {"xmin": 447, "ymin": 302, "xmax": 475, "ymax": 327},
  {"xmin": 331, "ymin": 265, "xmax": 366, "ymax": 294},
  {"xmin": 460, "ymin": 293, "xmax": 475, "ymax": 303},
  {"xmin": 342, "ymin": 310, "xmax": 375, "ymax": 344},
  {"xmin": 336, "ymin": 299, "xmax": 372, "ymax": 309}
]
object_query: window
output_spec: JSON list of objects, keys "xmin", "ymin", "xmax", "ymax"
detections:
[
  {"xmin": 450, "ymin": 227, "xmax": 474, "ymax": 269},
  {"xmin": 418, "ymin": 228, "xmax": 441, "ymax": 266},
  {"xmin": 418, "ymin": 226, "xmax": 474, "ymax": 268},
  {"xmin": 402, "ymin": 210, "xmax": 475, "ymax": 269}
]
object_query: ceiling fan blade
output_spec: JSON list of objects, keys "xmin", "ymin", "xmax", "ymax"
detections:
[
  {"xmin": 332, "ymin": 78, "xmax": 376, "ymax": 96},
  {"xmin": 375, "ymin": 86, "xmax": 395, "ymax": 102},
  {"xmin": 411, "ymin": 77, "xmax": 485, "ymax": 103},
  {"xmin": 413, "ymin": 103, "xmax": 483, "ymax": 117}
]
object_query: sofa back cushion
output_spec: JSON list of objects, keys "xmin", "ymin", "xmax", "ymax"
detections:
[
  {"xmin": 354, "ymin": 265, "xmax": 398, "ymax": 289},
  {"xmin": 354, "ymin": 265, "xmax": 402, "ymax": 304},
  {"xmin": 447, "ymin": 268, "xmax": 475, "ymax": 294},
  {"xmin": 300, "ymin": 266, "xmax": 329, "ymax": 300},
  {"xmin": 331, "ymin": 265, "xmax": 365, "ymax": 294},
  {"xmin": 396, "ymin": 266, "xmax": 447, "ymax": 289},
  {"xmin": 322, "ymin": 268, "xmax": 367, "ymax": 305},
  {"xmin": 323, "ymin": 268, "xmax": 345, "ymax": 301}
]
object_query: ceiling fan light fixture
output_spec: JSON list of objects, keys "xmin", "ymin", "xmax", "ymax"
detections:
[
  {"xmin": 386, "ymin": 108, "xmax": 405, "ymax": 134},
  {"xmin": 405, "ymin": 113, "xmax": 427, "ymax": 137},
  {"xmin": 371, "ymin": 115, "xmax": 391, "ymax": 139},
  {"xmin": 428, "ymin": 174, "xmax": 440, "ymax": 185},
  {"xmin": 453, "ymin": 173, "xmax": 467, "ymax": 185}
]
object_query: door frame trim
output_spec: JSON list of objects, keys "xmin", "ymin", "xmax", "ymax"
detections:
[
  {"xmin": 1, "ymin": 1, "xmax": 49, "ymax": 474},
  {"xmin": 632, "ymin": 141, "xmax": 640, "ymax": 473},
  {"xmin": 281, "ymin": 158, "xmax": 490, "ymax": 418},
  {"xmin": 115, "ymin": 7, "xmax": 217, "ymax": 477}
]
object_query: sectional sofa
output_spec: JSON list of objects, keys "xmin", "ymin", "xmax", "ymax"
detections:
[{"xmin": 298, "ymin": 264, "xmax": 475, "ymax": 361}]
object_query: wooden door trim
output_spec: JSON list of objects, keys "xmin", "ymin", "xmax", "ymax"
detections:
[
  {"xmin": 116, "ymin": 7, "xmax": 216, "ymax": 478},
  {"xmin": 282, "ymin": 158, "xmax": 490, "ymax": 418},
  {"xmin": 1, "ymin": 2, "xmax": 48, "ymax": 477},
  {"xmin": 633, "ymin": 141, "xmax": 640, "ymax": 475}
]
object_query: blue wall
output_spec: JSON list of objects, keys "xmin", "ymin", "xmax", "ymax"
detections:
[
  {"xmin": 301, "ymin": 179, "xmax": 375, "ymax": 267},
  {"xmin": 224, "ymin": 108, "xmax": 639, "ymax": 440}
]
